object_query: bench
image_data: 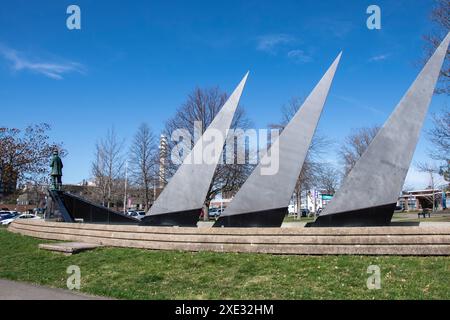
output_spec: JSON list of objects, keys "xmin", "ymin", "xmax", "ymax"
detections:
[{"xmin": 418, "ymin": 208, "xmax": 431, "ymax": 218}]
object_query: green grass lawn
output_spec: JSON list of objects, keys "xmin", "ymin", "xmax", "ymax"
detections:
[
  {"xmin": 0, "ymin": 227, "xmax": 449, "ymax": 299},
  {"xmin": 283, "ymin": 212, "xmax": 450, "ymax": 224},
  {"xmin": 391, "ymin": 212, "xmax": 450, "ymax": 223},
  {"xmin": 283, "ymin": 215, "xmax": 315, "ymax": 223}
]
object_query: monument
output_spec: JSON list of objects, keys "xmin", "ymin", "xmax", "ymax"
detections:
[
  {"xmin": 49, "ymin": 150, "xmax": 63, "ymax": 191},
  {"xmin": 140, "ymin": 73, "xmax": 249, "ymax": 227},
  {"xmin": 214, "ymin": 53, "xmax": 342, "ymax": 227},
  {"xmin": 41, "ymin": 34, "xmax": 450, "ymax": 229},
  {"xmin": 306, "ymin": 32, "xmax": 450, "ymax": 227},
  {"xmin": 46, "ymin": 150, "xmax": 139, "ymax": 224}
]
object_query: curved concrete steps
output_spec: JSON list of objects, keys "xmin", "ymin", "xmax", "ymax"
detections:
[{"xmin": 9, "ymin": 220, "xmax": 450, "ymax": 255}]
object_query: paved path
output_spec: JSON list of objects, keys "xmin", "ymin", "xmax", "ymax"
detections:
[{"xmin": 0, "ymin": 279, "xmax": 110, "ymax": 300}]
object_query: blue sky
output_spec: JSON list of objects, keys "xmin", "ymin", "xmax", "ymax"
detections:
[{"xmin": 0, "ymin": 0, "xmax": 448, "ymax": 188}]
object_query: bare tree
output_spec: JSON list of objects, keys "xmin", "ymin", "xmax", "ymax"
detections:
[
  {"xmin": 129, "ymin": 123, "xmax": 158, "ymax": 210},
  {"xmin": 91, "ymin": 143, "xmax": 108, "ymax": 206},
  {"xmin": 421, "ymin": 1, "xmax": 450, "ymax": 187},
  {"xmin": 270, "ymin": 97, "xmax": 333, "ymax": 217},
  {"xmin": 416, "ymin": 162, "xmax": 444, "ymax": 211},
  {"xmin": 0, "ymin": 123, "xmax": 66, "ymax": 200},
  {"xmin": 339, "ymin": 126, "xmax": 380, "ymax": 176},
  {"xmin": 163, "ymin": 87, "xmax": 253, "ymax": 208},
  {"xmin": 317, "ymin": 164, "xmax": 341, "ymax": 194},
  {"xmin": 429, "ymin": 110, "xmax": 450, "ymax": 159},
  {"xmin": 427, "ymin": 109, "xmax": 450, "ymax": 184},
  {"xmin": 423, "ymin": 0, "xmax": 449, "ymax": 95},
  {"xmin": 91, "ymin": 127, "xmax": 125, "ymax": 209}
]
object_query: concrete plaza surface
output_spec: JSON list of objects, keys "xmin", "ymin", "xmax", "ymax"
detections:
[{"xmin": 0, "ymin": 279, "xmax": 109, "ymax": 300}]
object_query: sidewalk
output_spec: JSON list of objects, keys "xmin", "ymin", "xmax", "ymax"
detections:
[{"xmin": 0, "ymin": 279, "xmax": 110, "ymax": 300}]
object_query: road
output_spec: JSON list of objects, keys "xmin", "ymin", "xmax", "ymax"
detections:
[{"xmin": 0, "ymin": 279, "xmax": 110, "ymax": 300}]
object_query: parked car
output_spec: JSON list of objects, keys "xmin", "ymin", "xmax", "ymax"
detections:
[
  {"xmin": 301, "ymin": 209, "xmax": 310, "ymax": 217},
  {"xmin": 0, "ymin": 213, "xmax": 16, "ymax": 221},
  {"xmin": 0, "ymin": 211, "xmax": 19, "ymax": 221},
  {"xmin": 34, "ymin": 208, "xmax": 45, "ymax": 215},
  {"xmin": 0, "ymin": 211, "xmax": 19, "ymax": 219},
  {"xmin": 0, "ymin": 211, "xmax": 10, "ymax": 218},
  {"xmin": 208, "ymin": 208, "xmax": 223, "ymax": 218},
  {"xmin": 1, "ymin": 213, "xmax": 41, "ymax": 225},
  {"xmin": 128, "ymin": 211, "xmax": 146, "ymax": 219},
  {"xmin": 136, "ymin": 211, "xmax": 146, "ymax": 218},
  {"xmin": 0, "ymin": 210, "xmax": 19, "ymax": 216}
]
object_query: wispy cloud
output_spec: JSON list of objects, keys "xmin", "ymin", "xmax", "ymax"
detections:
[
  {"xmin": 368, "ymin": 53, "xmax": 391, "ymax": 62},
  {"xmin": 287, "ymin": 49, "xmax": 312, "ymax": 64},
  {"xmin": 327, "ymin": 20, "xmax": 353, "ymax": 38},
  {"xmin": 256, "ymin": 34, "xmax": 314, "ymax": 63},
  {"xmin": 334, "ymin": 94, "xmax": 385, "ymax": 116},
  {"xmin": 305, "ymin": 18, "xmax": 354, "ymax": 39},
  {"xmin": 256, "ymin": 34, "xmax": 295, "ymax": 53},
  {"xmin": 0, "ymin": 44, "xmax": 85, "ymax": 80}
]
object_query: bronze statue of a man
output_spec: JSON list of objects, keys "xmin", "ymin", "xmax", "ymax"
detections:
[{"xmin": 50, "ymin": 150, "xmax": 63, "ymax": 190}]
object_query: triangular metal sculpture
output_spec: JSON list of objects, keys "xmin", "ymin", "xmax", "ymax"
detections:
[
  {"xmin": 140, "ymin": 73, "xmax": 249, "ymax": 226},
  {"xmin": 214, "ymin": 53, "xmax": 342, "ymax": 227},
  {"xmin": 308, "ymin": 33, "xmax": 450, "ymax": 227}
]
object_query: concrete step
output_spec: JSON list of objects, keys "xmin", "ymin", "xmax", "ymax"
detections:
[
  {"xmin": 38, "ymin": 242, "xmax": 102, "ymax": 255},
  {"xmin": 9, "ymin": 219, "xmax": 450, "ymax": 256}
]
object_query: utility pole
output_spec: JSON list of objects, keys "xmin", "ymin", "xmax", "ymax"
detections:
[
  {"xmin": 124, "ymin": 160, "xmax": 128, "ymax": 214},
  {"xmin": 153, "ymin": 177, "xmax": 156, "ymax": 206},
  {"xmin": 431, "ymin": 172, "xmax": 435, "ymax": 212}
]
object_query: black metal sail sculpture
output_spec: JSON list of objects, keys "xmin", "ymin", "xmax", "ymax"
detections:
[
  {"xmin": 308, "ymin": 33, "xmax": 450, "ymax": 227},
  {"xmin": 214, "ymin": 53, "xmax": 342, "ymax": 227},
  {"xmin": 141, "ymin": 73, "xmax": 249, "ymax": 226}
]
